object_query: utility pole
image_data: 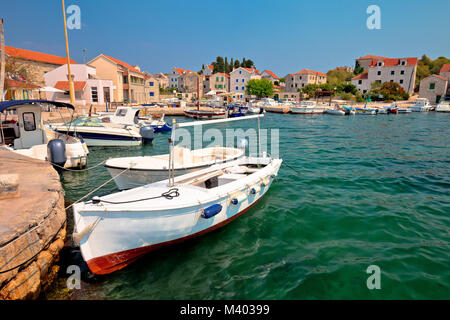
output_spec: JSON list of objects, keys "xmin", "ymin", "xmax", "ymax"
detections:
[
  {"xmin": 0, "ymin": 19, "xmax": 5, "ymax": 102},
  {"xmin": 62, "ymin": 0, "xmax": 75, "ymax": 104}
]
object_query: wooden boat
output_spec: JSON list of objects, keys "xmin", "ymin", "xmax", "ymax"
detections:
[
  {"xmin": 105, "ymin": 146, "xmax": 244, "ymax": 190},
  {"xmin": 184, "ymin": 108, "xmax": 227, "ymax": 119},
  {"xmin": 290, "ymin": 101, "xmax": 325, "ymax": 114},
  {"xmin": 73, "ymin": 114, "xmax": 282, "ymax": 275},
  {"xmin": 0, "ymin": 100, "xmax": 88, "ymax": 169}
]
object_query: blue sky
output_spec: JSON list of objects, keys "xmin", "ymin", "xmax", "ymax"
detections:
[{"xmin": 2, "ymin": 0, "xmax": 449, "ymax": 76}]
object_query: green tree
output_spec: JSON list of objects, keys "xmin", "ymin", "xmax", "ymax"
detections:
[
  {"xmin": 245, "ymin": 79, "xmax": 274, "ymax": 98},
  {"xmin": 327, "ymin": 69, "xmax": 354, "ymax": 84},
  {"xmin": 229, "ymin": 58, "xmax": 234, "ymax": 73},
  {"xmin": 234, "ymin": 59, "xmax": 240, "ymax": 69},
  {"xmin": 214, "ymin": 56, "xmax": 225, "ymax": 73},
  {"xmin": 242, "ymin": 57, "xmax": 246, "ymax": 68},
  {"xmin": 224, "ymin": 57, "xmax": 229, "ymax": 74},
  {"xmin": 354, "ymin": 60, "xmax": 364, "ymax": 75}
]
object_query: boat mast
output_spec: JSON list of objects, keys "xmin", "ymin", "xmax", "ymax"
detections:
[
  {"xmin": 197, "ymin": 75, "xmax": 200, "ymax": 111},
  {"xmin": 62, "ymin": 0, "xmax": 75, "ymax": 104},
  {"xmin": 0, "ymin": 19, "xmax": 5, "ymax": 102}
]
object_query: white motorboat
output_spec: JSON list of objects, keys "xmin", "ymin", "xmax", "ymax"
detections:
[
  {"xmin": 325, "ymin": 108, "xmax": 345, "ymax": 116},
  {"xmin": 0, "ymin": 100, "xmax": 88, "ymax": 169},
  {"xmin": 99, "ymin": 106, "xmax": 171, "ymax": 132},
  {"xmin": 290, "ymin": 101, "xmax": 325, "ymax": 114},
  {"xmin": 105, "ymin": 146, "xmax": 245, "ymax": 190},
  {"xmin": 73, "ymin": 114, "xmax": 282, "ymax": 275},
  {"xmin": 246, "ymin": 100, "xmax": 263, "ymax": 114},
  {"xmin": 50, "ymin": 116, "xmax": 153, "ymax": 147},
  {"xmin": 408, "ymin": 98, "xmax": 432, "ymax": 112},
  {"xmin": 435, "ymin": 100, "xmax": 450, "ymax": 112}
]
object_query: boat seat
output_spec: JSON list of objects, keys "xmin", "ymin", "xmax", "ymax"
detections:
[{"xmin": 179, "ymin": 169, "xmax": 224, "ymax": 186}]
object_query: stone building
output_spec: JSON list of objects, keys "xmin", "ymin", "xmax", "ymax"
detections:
[
  {"xmin": 88, "ymin": 54, "xmax": 150, "ymax": 104},
  {"xmin": 260, "ymin": 69, "xmax": 280, "ymax": 84},
  {"xmin": 178, "ymin": 72, "xmax": 203, "ymax": 98},
  {"xmin": 169, "ymin": 67, "xmax": 194, "ymax": 89},
  {"xmin": 230, "ymin": 67, "xmax": 261, "ymax": 96},
  {"xmin": 418, "ymin": 64, "xmax": 450, "ymax": 104},
  {"xmin": 351, "ymin": 55, "xmax": 418, "ymax": 94},
  {"xmin": 144, "ymin": 74, "xmax": 160, "ymax": 103},
  {"xmin": 284, "ymin": 69, "xmax": 327, "ymax": 92},
  {"xmin": 203, "ymin": 72, "xmax": 230, "ymax": 93}
]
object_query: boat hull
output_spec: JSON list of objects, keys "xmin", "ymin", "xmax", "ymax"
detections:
[
  {"xmin": 74, "ymin": 157, "xmax": 282, "ymax": 275},
  {"xmin": 291, "ymin": 107, "xmax": 325, "ymax": 114},
  {"xmin": 56, "ymin": 130, "xmax": 142, "ymax": 147},
  {"xmin": 184, "ymin": 110, "xmax": 227, "ymax": 119},
  {"xmin": 325, "ymin": 109, "xmax": 345, "ymax": 116}
]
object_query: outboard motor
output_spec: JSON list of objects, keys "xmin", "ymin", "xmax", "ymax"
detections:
[
  {"xmin": 140, "ymin": 125, "xmax": 155, "ymax": 144},
  {"xmin": 47, "ymin": 139, "xmax": 67, "ymax": 168}
]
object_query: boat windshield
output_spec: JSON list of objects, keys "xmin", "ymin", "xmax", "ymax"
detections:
[{"xmin": 65, "ymin": 116, "xmax": 104, "ymax": 127}]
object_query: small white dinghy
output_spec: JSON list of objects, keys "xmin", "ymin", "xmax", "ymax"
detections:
[
  {"xmin": 73, "ymin": 114, "xmax": 282, "ymax": 275},
  {"xmin": 105, "ymin": 146, "xmax": 244, "ymax": 190}
]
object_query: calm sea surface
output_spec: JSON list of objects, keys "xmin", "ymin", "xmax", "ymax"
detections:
[{"xmin": 45, "ymin": 112, "xmax": 449, "ymax": 299}]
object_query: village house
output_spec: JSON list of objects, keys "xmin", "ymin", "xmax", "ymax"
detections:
[
  {"xmin": 418, "ymin": 64, "xmax": 450, "ymax": 104},
  {"xmin": 1, "ymin": 45, "xmax": 76, "ymax": 100},
  {"xmin": 260, "ymin": 69, "xmax": 279, "ymax": 84},
  {"xmin": 88, "ymin": 54, "xmax": 150, "ymax": 104},
  {"xmin": 169, "ymin": 67, "xmax": 194, "ymax": 89},
  {"xmin": 334, "ymin": 66, "xmax": 354, "ymax": 73},
  {"xmin": 2, "ymin": 45, "xmax": 76, "ymax": 86},
  {"xmin": 144, "ymin": 74, "xmax": 160, "ymax": 103},
  {"xmin": 285, "ymin": 69, "xmax": 327, "ymax": 92},
  {"xmin": 230, "ymin": 67, "xmax": 261, "ymax": 97},
  {"xmin": 203, "ymin": 72, "xmax": 230, "ymax": 94},
  {"xmin": 154, "ymin": 73, "xmax": 169, "ymax": 89},
  {"xmin": 44, "ymin": 64, "xmax": 114, "ymax": 106},
  {"xmin": 202, "ymin": 65, "xmax": 214, "ymax": 76},
  {"xmin": 351, "ymin": 55, "xmax": 418, "ymax": 94},
  {"xmin": 177, "ymin": 71, "xmax": 203, "ymax": 100}
]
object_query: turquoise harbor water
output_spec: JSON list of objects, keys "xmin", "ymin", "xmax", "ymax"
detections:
[{"xmin": 48, "ymin": 112, "xmax": 449, "ymax": 299}]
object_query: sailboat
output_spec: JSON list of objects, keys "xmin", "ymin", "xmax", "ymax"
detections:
[{"xmin": 73, "ymin": 114, "xmax": 282, "ymax": 275}]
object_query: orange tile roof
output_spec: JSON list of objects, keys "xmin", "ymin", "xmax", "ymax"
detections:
[
  {"xmin": 173, "ymin": 68, "xmax": 194, "ymax": 75},
  {"xmin": 102, "ymin": 54, "xmax": 144, "ymax": 75},
  {"xmin": 352, "ymin": 72, "xmax": 369, "ymax": 80},
  {"xmin": 4, "ymin": 45, "xmax": 76, "ymax": 65},
  {"xmin": 207, "ymin": 65, "xmax": 214, "ymax": 70},
  {"xmin": 263, "ymin": 69, "xmax": 279, "ymax": 79},
  {"xmin": 295, "ymin": 69, "xmax": 327, "ymax": 77},
  {"xmin": 369, "ymin": 57, "xmax": 418, "ymax": 67},
  {"xmin": 357, "ymin": 55, "xmax": 389, "ymax": 60},
  {"xmin": 215, "ymin": 72, "xmax": 230, "ymax": 78},
  {"xmin": 5, "ymin": 79, "xmax": 40, "ymax": 89},
  {"xmin": 440, "ymin": 64, "xmax": 450, "ymax": 73},
  {"xmin": 429, "ymin": 74, "xmax": 448, "ymax": 81},
  {"xmin": 54, "ymin": 81, "xmax": 87, "ymax": 91}
]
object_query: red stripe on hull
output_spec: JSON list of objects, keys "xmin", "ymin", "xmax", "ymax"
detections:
[{"xmin": 86, "ymin": 197, "xmax": 264, "ymax": 275}]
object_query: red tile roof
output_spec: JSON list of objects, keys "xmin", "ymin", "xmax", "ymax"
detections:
[
  {"xmin": 215, "ymin": 72, "xmax": 230, "ymax": 78},
  {"xmin": 263, "ymin": 69, "xmax": 279, "ymax": 79},
  {"xmin": 357, "ymin": 55, "xmax": 389, "ymax": 60},
  {"xmin": 5, "ymin": 79, "xmax": 40, "ymax": 89},
  {"xmin": 352, "ymin": 72, "xmax": 369, "ymax": 80},
  {"xmin": 54, "ymin": 81, "xmax": 87, "ymax": 91},
  {"xmin": 295, "ymin": 69, "xmax": 327, "ymax": 77},
  {"xmin": 429, "ymin": 74, "xmax": 448, "ymax": 81},
  {"xmin": 4, "ymin": 45, "xmax": 76, "ymax": 65},
  {"xmin": 173, "ymin": 68, "xmax": 194, "ymax": 75},
  {"xmin": 207, "ymin": 65, "xmax": 214, "ymax": 70},
  {"xmin": 369, "ymin": 57, "xmax": 418, "ymax": 67},
  {"xmin": 440, "ymin": 64, "xmax": 450, "ymax": 73},
  {"xmin": 102, "ymin": 54, "xmax": 144, "ymax": 75}
]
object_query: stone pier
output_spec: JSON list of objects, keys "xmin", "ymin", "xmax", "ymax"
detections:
[{"xmin": 0, "ymin": 150, "xmax": 66, "ymax": 300}]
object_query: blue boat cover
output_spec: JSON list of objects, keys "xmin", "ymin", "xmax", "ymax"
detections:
[{"xmin": 0, "ymin": 100, "xmax": 75, "ymax": 113}]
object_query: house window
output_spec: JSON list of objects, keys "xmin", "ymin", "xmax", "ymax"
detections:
[
  {"xmin": 91, "ymin": 87, "xmax": 98, "ymax": 103},
  {"xmin": 242, "ymin": 79, "xmax": 244, "ymax": 82},
  {"xmin": 400, "ymin": 79, "xmax": 404, "ymax": 84},
  {"xmin": 390, "ymin": 80, "xmax": 394, "ymax": 82},
  {"xmin": 358, "ymin": 80, "xmax": 362, "ymax": 84},
  {"xmin": 23, "ymin": 112, "xmax": 36, "ymax": 131},
  {"xmin": 401, "ymin": 61, "xmax": 406, "ymax": 65},
  {"xmin": 376, "ymin": 80, "xmax": 381, "ymax": 83},
  {"xmin": 363, "ymin": 90, "xmax": 367, "ymax": 93},
  {"xmin": 377, "ymin": 71, "xmax": 381, "ymax": 76},
  {"xmin": 236, "ymin": 79, "xmax": 238, "ymax": 83},
  {"xmin": 401, "ymin": 70, "xmax": 405, "ymax": 75},
  {"xmin": 221, "ymin": 77, "xmax": 224, "ymax": 81},
  {"xmin": 391, "ymin": 71, "xmax": 395, "ymax": 75},
  {"xmin": 239, "ymin": 71, "xmax": 242, "ymax": 74},
  {"xmin": 235, "ymin": 86, "xmax": 239, "ymax": 90},
  {"xmin": 150, "ymin": 92, "xmax": 154, "ymax": 96},
  {"xmin": 103, "ymin": 87, "xmax": 111, "ymax": 102},
  {"xmin": 150, "ymin": 82, "xmax": 154, "ymax": 86},
  {"xmin": 378, "ymin": 62, "xmax": 382, "ymax": 66},
  {"xmin": 216, "ymin": 77, "xmax": 219, "ymax": 81},
  {"xmin": 429, "ymin": 83, "xmax": 435, "ymax": 89},
  {"xmin": 241, "ymin": 86, "xmax": 245, "ymax": 90}
]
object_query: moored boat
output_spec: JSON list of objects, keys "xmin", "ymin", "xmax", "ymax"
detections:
[
  {"xmin": 435, "ymin": 100, "xmax": 450, "ymax": 112},
  {"xmin": 105, "ymin": 146, "xmax": 245, "ymax": 190},
  {"xmin": 290, "ymin": 101, "xmax": 325, "ymax": 114},
  {"xmin": 184, "ymin": 108, "xmax": 227, "ymax": 119},
  {"xmin": 408, "ymin": 98, "xmax": 432, "ymax": 112},
  {"xmin": 0, "ymin": 100, "xmax": 88, "ymax": 169}
]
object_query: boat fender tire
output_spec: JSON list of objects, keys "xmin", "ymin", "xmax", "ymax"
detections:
[{"xmin": 202, "ymin": 204, "xmax": 222, "ymax": 219}]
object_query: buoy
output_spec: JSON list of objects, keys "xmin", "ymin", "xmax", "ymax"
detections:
[
  {"xmin": 230, "ymin": 192, "xmax": 247, "ymax": 205},
  {"xmin": 249, "ymin": 184, "xmax": 261, "ymax": 195},
  {"xmin": 201, "ymin": 204, "xmax": 222, "ymax": 219}
]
